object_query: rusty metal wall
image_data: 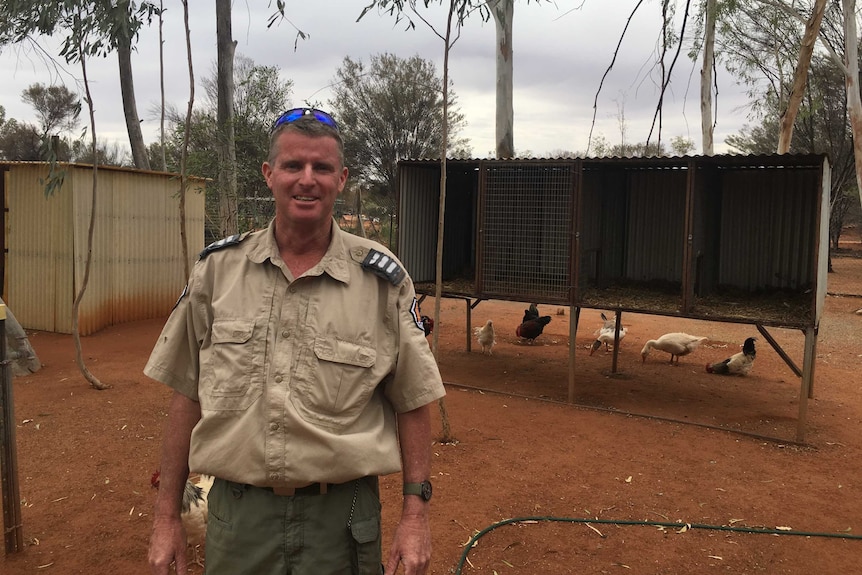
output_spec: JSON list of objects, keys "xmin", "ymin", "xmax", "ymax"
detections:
[
  {"xmin": 4, "ymin": 164, "xmax": 73, "ymax": 333},
  {"xmin": 716, "ymin": 166, "xmax": 819, "ymax": 291},
  {"xmin": 397, "ymin": 165, "xmax": 440, "ymax": 283},
  {"xmin": 3, "ymin": 163, "xmax": 205, "ymax": 335}
]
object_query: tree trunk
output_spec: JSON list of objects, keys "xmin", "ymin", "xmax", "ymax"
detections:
[
  {"xmin": 700, "ymin": 0, "xmax": 716, "ymax": 156},
  {"xmin": 354, "ymin": 189, "xmax": 366, "ymax": 238},
  {"xmin": 216, "ymin": 0, "xmax": 238, "ymax": 237},
  {"xmin": 778, "ymin": 0, "xmax": 827, "ymax": 154},
  {"xmin": 843, "ymin": 0, "xmax": 862, "ymax": 218},
  {"xmin": 116, "ymin": 1, "xmax": 150, "ymax": 170},
  {"xmin": 75, "ymin": 47, "xmax": 108, "ymax": 390},
  {"xmin": 490, "ymin": 0, "xmax": 514, "ymax": 159},
  {"xmin": 0, "ymin": 299, "xmax": 41, "ymax": 376},
  {"xmin": 432, "ymin": 0, "xmax": 458, "ymax": 444},
  {"xmin": 178, "ymin": 0, "xmax": 195, "ymax": 280},
  {"xmin": 158, "ymin": 0, "xmax": 167, "ymax": 171}
]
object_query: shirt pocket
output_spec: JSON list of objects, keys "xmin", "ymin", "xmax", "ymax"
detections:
[
  {"xmin": 200, "ymin": 318, "xmax": 263, "ymax": 410},
  {"xmin": 291, "ymin": 336, "xmax": 377, "ymax": 431}
]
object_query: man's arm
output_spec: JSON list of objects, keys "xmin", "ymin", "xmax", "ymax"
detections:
[
  {"xmin": 385, "ymin": 403, "xmax": 433, "ymax": 575},
  {"xmin": 148, "ymin": 391, "xmax": 201, "ymax": 575}
]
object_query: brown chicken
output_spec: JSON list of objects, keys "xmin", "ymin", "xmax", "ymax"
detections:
[{"xmin": 516, "ymin": 315, "xmax": 551, "ymax": 344}]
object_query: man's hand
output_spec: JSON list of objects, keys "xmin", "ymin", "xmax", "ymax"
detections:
[
  {"xmin": 384, "ymin": 510, "xmax": 431, "ymax": 575},
  {"xmin": 148, "ymin": 516, "xmax": 189, "ymax": 574}
]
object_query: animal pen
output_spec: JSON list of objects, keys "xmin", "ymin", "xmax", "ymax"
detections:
[{"xmin": 397, "ymin": 154, "xmax": 830, "ymax": 442}]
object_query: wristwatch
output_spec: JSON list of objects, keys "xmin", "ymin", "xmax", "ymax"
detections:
[{"xmin": 403, "ymin": 480, "xmax": 433, "ymax": 501}]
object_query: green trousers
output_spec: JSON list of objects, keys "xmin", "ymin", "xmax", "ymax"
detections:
[{"xmin": 204, "ymin": 477, "xmax": 383, "ymax": 575}]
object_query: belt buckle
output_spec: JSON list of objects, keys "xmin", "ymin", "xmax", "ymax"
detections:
[
  {"xmin": 270, "ymin": 483, "xmax": 328, "ymax": 496},
  {"xmin": 271, "ymin": 486, "xmax": 298, "ymax": 496}
]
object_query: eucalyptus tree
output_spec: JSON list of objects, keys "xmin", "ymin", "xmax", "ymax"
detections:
[
  {"xmin": 328, "ymin": 52, "xmax": 468, "ymax": 198},
  {"xmin": 21, "ymin": 83, "xmax": 81, "ymax": 137},
  {"xmin": 0, "ymin": 0, "xmax": 159, "ymax": 169},
  {"xmin": 157, "ymin": 56, "xmax": 293, "ymax": 240}
]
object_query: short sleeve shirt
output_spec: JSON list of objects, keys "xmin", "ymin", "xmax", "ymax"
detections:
[{"xmin": 144, "ymin": 220, "xmax": 445, "ymax": 487}]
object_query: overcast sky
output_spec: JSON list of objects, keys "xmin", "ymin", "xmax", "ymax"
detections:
[{"xmin": 0, "ymin": 1, "xmax": 753, "ymax": 159}]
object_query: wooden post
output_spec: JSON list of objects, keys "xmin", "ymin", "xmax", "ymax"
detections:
[
  {"xmin": 1, "ymin": 304, "xmax": 24, "ymax": 553},
  {"xmin": 796, "ymin": 326, "xmax": 817, "ymax": 443},
  {"xmin": 568, "ymin": 306, "xmax": 580, "ymax": 403}
]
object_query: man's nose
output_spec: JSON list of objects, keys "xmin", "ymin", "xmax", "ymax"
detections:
[{"xmin": 297, "ymin": 165, "xmax": 315, "ymax": 182}]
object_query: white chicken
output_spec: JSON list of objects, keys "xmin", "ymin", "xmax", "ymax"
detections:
[
  {"xmin": 474, "ymin": 319, "xmax": 496, "ymax": 355},
  {"xmin": 151, "ymin": 470, "xmax": 213, "ymax": 567},
  {"xmin": 706, "ymin": 337, "xmax": 756, "ymax": 376},
  {"xmin": 590, "ymin": 313, "xmax": 627, "ymax": 355},
  {"xmin": 641, "ymin": 332, "xmax": 708, "ymax": 365}
]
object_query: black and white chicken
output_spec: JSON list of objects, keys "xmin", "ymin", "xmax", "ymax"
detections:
[
  {"xmin": 420, "ymin": 315, "xmax": 434, "ymax": 337},
  {"xmin": 151, "ymin": 470, "xmax": 213, "ymax": 566},
  {"xmin": 706, "ymin": 337, "xmax": 756, "ymax": 376}
]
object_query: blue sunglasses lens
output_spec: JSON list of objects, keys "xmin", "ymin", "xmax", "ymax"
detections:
[{"xmin": 272, "ymin": 108, "xmax": 339, "ymax": 132}]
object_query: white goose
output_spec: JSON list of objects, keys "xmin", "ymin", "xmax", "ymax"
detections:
[{"xmin": 640, "ymin": 332, "xmax": 708, "ymax": 365}]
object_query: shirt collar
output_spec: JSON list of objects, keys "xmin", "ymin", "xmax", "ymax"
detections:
[{"xmin": 247, "ymin": 218, "xmax": 351, "ymax": 284}]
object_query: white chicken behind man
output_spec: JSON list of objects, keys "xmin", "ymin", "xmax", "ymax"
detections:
[{"xmin": 474, "ymin": 319, "xmax": 496, "ymax": 355}]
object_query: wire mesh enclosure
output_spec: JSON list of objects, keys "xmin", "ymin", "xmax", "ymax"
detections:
[
  {"xmin": 479, "ymin": 163, "xmax": 573, "ymax": 302},
  {"xmin": 397, "ymin": 154, "xmax": 829, "ymax": 330}
]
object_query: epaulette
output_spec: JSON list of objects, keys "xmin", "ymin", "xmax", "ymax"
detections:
[
  {"xmin": 198, "ymin": 232, "xmax": 247, "ymax": 260},
  {"xmin": 361, "ymin": 248, "xmax": 406, "ymax": 286}
]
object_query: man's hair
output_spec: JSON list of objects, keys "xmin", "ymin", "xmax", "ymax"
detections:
[{"xmin": 267, "ymin": 116, "xmax": 345, "ymax": 166}]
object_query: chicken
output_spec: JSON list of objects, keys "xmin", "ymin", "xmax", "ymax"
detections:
[
  {"xmin": 151, "ymin": 470, "xmax": 214, "ymax": 566},
  {"xmin": 590, "ymin": 312, "xmax": 627, "ymax": 355},
  {"xmin": 522, "ymin": 303, "xmax": 539, "ymax": 323},
  {"xmin": 420, "ymin": 315, "xmax": 434, "ymax": 337},
  {"xmin": 473, "ymin": 319, "xmax": 496, "ymax": 355},
  {"xmin": 706, "ymin": 337, "xmax": 756, "ymax": 375},
  {"xmin": 516, "ymin": 315, "xmax": 551, "ymax": 344},
  {"xmin": 641, "ymin": 332, "xmax": 708, "ymax": 364}
]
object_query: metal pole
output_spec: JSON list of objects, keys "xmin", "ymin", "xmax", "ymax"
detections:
[{"xmin": 1, "ymin": 303, "xmax": 24, "ymax": 553}]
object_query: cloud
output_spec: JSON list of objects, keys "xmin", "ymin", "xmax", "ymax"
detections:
[{"xmin": 0, "ymin": 1, "xmax": 750, "ymax": 160}]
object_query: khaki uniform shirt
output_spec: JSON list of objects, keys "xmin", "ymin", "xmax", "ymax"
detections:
[{"xmin": 144, "ymin": 220, "xmax": 445, "ymax": 488}]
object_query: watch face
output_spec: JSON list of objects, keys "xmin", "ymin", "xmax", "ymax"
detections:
[{"xmin": 421, "ymin": 480, "xmax": 432, "ymax": 501}]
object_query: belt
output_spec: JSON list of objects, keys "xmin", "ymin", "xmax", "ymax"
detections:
[{"xmin": 267, "ymin": 482, "xmax": 331, "ymax": 497}]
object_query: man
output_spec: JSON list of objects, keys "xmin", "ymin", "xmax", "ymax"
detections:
[{"xmin": 146, "ymin": 108, "xmax": 445, "ymax": 575}]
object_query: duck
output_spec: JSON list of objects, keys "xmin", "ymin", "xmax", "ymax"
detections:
[
  {"xmin": 590, "ymin": 312, "xmax": 627, "ymax": 355},
  {"xmin": 640, "ymin": 332, "xmax": 708, "ymax": 365}
]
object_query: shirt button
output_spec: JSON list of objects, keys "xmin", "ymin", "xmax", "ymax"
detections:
[
  {"xmin": 270, "ymin": 422, "xmax": 279, "ymax": 431},
  {"xmin": 270, "ymin": 473, "xmax": 279, "ymax": 481},
  {"xmin": 274, "ymin": 375, "xmax": 283, "ymax": 383},
  {"xmin": 282, "ymin": 330, "xmax": 290, "ymax": 338},
  {"xmin": 289, "ymin": 285, "xmax": 297, "ymax": 293}
]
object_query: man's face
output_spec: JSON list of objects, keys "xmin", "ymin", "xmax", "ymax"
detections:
[{"xmin": 261, "ymin": 130, "xmax": 348, "ymax": 228}]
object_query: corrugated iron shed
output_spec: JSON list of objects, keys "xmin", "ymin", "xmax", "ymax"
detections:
[{"xmin": 1, "ymin": 162, "xmax": 206, "ymax": 335}]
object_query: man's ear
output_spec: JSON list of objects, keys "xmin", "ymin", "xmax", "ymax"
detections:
[{"xmin": 262, "ymin": 161, "xmax": 272, "ymax": 184}]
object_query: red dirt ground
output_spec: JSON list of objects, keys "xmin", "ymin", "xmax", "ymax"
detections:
[{"xmin": 2, "ymin": 255, "xmax": 862, "ymax": 575}]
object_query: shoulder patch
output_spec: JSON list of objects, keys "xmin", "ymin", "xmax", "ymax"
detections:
[
  {"xmin": 361, "ymin": 249, "xmax": 406, "ymax": 286},
  {"xmin": 198, "ymin": 233, "xmax": 246, "ymax": 260}
]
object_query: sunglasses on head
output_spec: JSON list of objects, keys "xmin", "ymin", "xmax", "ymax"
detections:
[{"xmin": 271, "ymin": 108, "xmax": 339, "ymax": 132}]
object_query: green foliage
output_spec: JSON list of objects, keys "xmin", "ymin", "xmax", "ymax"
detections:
[
  {"xmin": 152, "ymin": 55, "xmax": 293, "ymax": 241},
  {"xmin": 328, "ymin": 52, "xmax": 470, "ymax": 198},
  {"xmin": 22, "ymin": 83, "xmax": 81, "ymax": 136}
]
